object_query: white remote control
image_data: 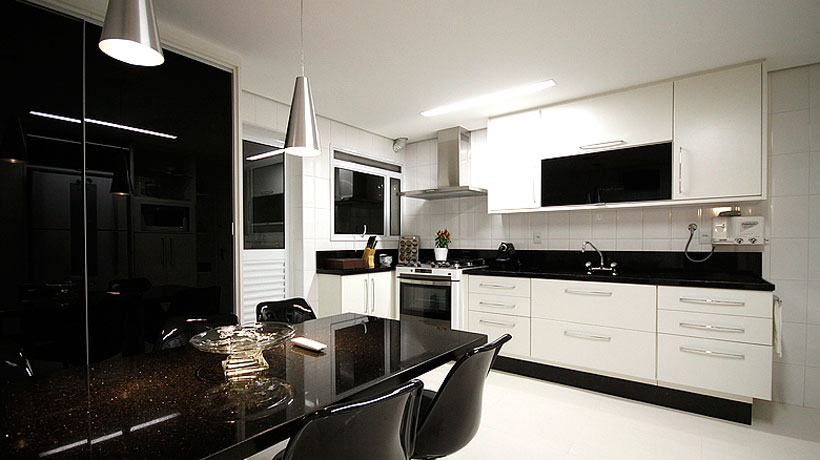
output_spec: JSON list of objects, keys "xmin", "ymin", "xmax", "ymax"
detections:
[{"xmin": 292, "ymin": 336, "xmax": 327, "ymax": 352}]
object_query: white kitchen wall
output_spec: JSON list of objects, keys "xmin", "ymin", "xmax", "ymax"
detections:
[
  {"xmin": 240, "ymin": 90, "xmax": 404, "ymax": 307},
  {"xmin": 401, "ymin": 62, "xmax": 820, "ymax": 408},
  {"xmin": 766, "ymin": 63, "xmax": 820, "ymax": 408}
]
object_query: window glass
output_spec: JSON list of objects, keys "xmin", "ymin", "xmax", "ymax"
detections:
[
  {"xmin": 243, "ymin": 140, "xmax": 285, "ymax": 249},
  {"xmin": 334, "ymin": 167, "xmax": 384, "ymax": 235}
]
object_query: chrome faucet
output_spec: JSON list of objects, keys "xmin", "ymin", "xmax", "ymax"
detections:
[{"xmin": 581, "ymin": 241, "xmax": 618, "ymax": 275}]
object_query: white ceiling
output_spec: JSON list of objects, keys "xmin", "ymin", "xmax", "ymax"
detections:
[{"xmin": 59, "ymin": 0, "xmax": 820, "ymax": 141}]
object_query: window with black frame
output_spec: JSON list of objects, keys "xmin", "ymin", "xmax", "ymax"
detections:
[{"xmin": 332, "ymin": 149, "xmax": 401, "ymax": 238}]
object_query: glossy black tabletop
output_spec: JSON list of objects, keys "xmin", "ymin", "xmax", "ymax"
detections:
[{"xmin": 1, "ymin": 314, "xmax": 486, "ymax": 460}]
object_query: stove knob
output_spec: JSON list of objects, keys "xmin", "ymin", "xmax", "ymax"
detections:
[{"xmin": 735, "ymin": 237, "xmax": 744, "ymax": 244}]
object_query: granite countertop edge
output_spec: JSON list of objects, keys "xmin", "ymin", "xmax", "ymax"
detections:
[{"xmin": 316, "ymin": 266, "xmax": 395, "ymax": 275}]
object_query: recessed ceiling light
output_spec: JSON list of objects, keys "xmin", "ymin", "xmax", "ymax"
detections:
[{"xmin": 420, "ymin": 79, "xmax": 556, "ymax": 117}]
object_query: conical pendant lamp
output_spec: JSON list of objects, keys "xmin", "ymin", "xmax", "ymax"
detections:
[
  {"xmin": 99, "ymin": 0, "xmax": 164, "ymax": 67},
  {"xmin": 281, "ymin": 0, "xmax": 321, "ymax": 157}
]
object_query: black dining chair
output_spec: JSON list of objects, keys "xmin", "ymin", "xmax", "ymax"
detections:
[
  {"xmin": 411, "ymin": 334, "xmax": 512, "ymax": 459},
  {"xmin": 256, "ymin": 298, "xmax": 317, "ymax": 325},
  {"xmin": 154, "ymin": 313, "xmax": 238, "ymax": 351},
  {"xmin": 273, "ymin": 379, "xmax": 424, "ymax": 460}
]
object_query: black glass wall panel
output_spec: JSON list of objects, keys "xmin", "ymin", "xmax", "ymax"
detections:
[
  {"xmin": 0, "ymin": 1, "xmax": 90, "ymax": 457},
  {"xmin": 1, "ymin": 2, "xmax": 234, "ymax": 458}
]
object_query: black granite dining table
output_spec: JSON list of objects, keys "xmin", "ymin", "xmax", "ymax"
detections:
[{"xmin": 1, "ymin": 314, "xmax": 486, "ymax": 460}]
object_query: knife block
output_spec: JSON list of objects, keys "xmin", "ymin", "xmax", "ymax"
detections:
[{"xmin": 362, "ymin": 248, "xmax": 376, "ymax": 269}]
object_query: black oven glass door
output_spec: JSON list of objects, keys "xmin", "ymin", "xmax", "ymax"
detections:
[{"xmin": 399, "ymin": 277, "xmax": 451, "ymax": 321}]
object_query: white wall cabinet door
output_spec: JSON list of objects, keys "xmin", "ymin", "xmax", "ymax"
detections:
[
  {"xmin": 369, "ymin": 271, "xmax": 395, "ymax": 319},
  {"xmin": 673, "ymin": 63, "xmax": 763, "ymax": 200},
  {"xmin": 340, "ymin": 273, "xmax": 369, "ymax": 315},
  {"xmin": 487, "ymin": 109, "xmax": 541, "ymax": 212},
  {"xmin": 540, "ymin": 82, "xmax": 673, "ymax": 159}
]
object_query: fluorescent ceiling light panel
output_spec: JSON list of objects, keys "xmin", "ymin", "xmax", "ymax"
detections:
[
  {"xmin": 420, "ymin": 79, "xmax": 556, "ymax": 117},
  {"xmin": 29, "ymin": 111, "xmax": 177, "ymax": 139}
]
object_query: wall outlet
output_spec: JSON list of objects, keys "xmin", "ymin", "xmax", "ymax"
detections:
[{"xmin": 533, "ymin": 231, "xmax": 543, "ymax": 245}]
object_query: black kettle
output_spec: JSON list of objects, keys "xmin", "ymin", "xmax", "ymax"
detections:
[{"xmin": 494, "ymin": 242, "xmax": 521, "ymax": 268}]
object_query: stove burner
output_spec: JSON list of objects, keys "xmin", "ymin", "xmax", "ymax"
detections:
[{"xmin": 419, "ymin": 258, "xmax": 486, "ymax": 269}]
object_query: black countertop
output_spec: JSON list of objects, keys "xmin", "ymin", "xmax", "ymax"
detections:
[
  {"xmin": 1, "ymin": 314, "xmax": 485, "ymax": 460},
  {"xmin": 466, "ymin": 267, "xmax": 775, "ymax": 291},
  {"xmin": 316, "ymin": 266, "xmax": 394, "ymax": 275}
]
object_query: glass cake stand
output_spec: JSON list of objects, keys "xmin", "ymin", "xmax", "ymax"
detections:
[{"xmin": 190, "ymin": 323, "xmax": 295, "ymax": 381}]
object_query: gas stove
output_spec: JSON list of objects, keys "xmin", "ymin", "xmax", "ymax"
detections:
[{"xmin": 398, "ymin": 258, "xmax": 486, "ymax": 270}]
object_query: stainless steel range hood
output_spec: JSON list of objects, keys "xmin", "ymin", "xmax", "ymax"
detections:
[{"xmin": 400, "ymin": 126, "xmax": 487, "ymax": 200}]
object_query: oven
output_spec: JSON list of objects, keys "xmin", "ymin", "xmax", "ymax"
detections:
[{"xmin": 396, "ymin": 273, "xmax": 463, "ymax": 329}]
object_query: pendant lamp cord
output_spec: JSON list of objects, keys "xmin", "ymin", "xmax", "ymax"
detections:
[{"xmin": 300, "ymin": 0, "xmax": 305, "ymax": 76}]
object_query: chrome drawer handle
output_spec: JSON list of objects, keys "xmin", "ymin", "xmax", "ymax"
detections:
[
  {"xmin": 565, "ymin": 289, "xmax": 613, "ymax": 297},
  {"xmin": 564, "ymin": 330, "xmax": 611, "ymax": 342},
  {"xmin": 480, "ymin": 283, "xmax": 516, "ymax": 290},
  {"xmin": 579, "ymin": 140, "xmax": 626, "ymax": 150},
  {"xmin": 679, "ymin": 346, "xmax": 745, "ymax": 360},
  {"xmin": 479, "ymin": 301, "xmax": 516, "ymax": 309},
  {"xmin": 479, "ymin": 319, "xmax": 516, "ymax": 328},
  {"xmin": 679, "ymin": 322, "xmax": 745, "ymax": 333},
  {"xmin": 679, "ymin": 297, "xmax": 745, "ymax": 307}
]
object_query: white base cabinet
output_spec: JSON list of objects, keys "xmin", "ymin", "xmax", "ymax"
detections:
[
  {"xmin": 317, "ymin": 271, "xmax": 396, "ymax": 320},
  {"xmin": 464, "ymin": 275, "xmax": 773, "ymax": 402},
  {"xmin": 531, "ymin": 318, "xmax": 656, "ymax": 382},
  {"xmin": 657, "ymin": 333, "xmax": 772, "ymax": 400}
]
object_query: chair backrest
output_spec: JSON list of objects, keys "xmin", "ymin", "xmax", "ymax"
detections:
[
  {"xmin": 413, "ymin": 334, "xmax": 511, "ymax": 458},
  {"xmin": 256, "ymin": 297, "xmax": 317, "ymax": 324},
  {"xmin": 281, "ymin": 379, "xmax": 424, "ymax": 460}
]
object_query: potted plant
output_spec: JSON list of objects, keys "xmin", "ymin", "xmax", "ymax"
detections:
[{"xmin": 434, "ymin": 229, "xmax": 451, "ymax": 261}]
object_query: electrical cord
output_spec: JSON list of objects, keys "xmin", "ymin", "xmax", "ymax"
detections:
[{"xmin": 684, "ymin": 223, "xmax": 715, "ymax": 263}]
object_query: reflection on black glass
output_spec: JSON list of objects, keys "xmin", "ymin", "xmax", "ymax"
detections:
[{"xmin": 333, "ymin": 319, "xmax": 386, "ymax": 395}]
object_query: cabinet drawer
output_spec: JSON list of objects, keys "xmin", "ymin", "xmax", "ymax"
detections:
[
  {"xmin": 658, "ymin": 310, "xmax": 771, "ymax": 345},
  {"xmin": 531, "ymin": 318, "xmax": 656, "ymax": 381},
  {"xmin": 531, "ymin": 279, "xmax": 656, "ymax": 332},
  {"xmin": 658, "ymin": 286, "xmax": 772, "ymax": 318},
  {"xmin": 468, "ymin": 311, "xmax": 530, "ymax": 358},
  {"xmin": 469, "ymin": 276, "xmax": 530, "ymax": 298},
  {"xmin": 657, "ymin": 334, "xmax": 771, "ymax": 400},
  {"xmin": 469, "ymin": 293, "xmax": 531, "ymax": 317}
]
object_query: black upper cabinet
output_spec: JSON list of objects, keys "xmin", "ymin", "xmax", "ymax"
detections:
[{"xmin": 541, "ymin": 142, "xmax": 673, "ymax": 207}]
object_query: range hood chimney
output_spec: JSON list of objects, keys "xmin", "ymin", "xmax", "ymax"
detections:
[{"xmin": 400, "ymin": 127, "xmax": 487, "ymax": 200}]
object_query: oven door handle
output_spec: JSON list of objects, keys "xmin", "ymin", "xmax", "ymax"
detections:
[{"xmin": 398, "ymin": 277, "xmax": 453, "ymax": 287}]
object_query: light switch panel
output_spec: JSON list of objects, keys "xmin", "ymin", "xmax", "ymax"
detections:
[{"xmin": 533, "ymin": 231, "xmax": 543, "ymax": 245}]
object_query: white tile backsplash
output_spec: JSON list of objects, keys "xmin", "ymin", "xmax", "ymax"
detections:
[
  {"xmin": 642, "ymin": 208, "xmax": 672, "ymax": 239},
  {"xmin": 769, "ymin": 238, "xmax": 809, "ymax": 280},
  {"xmin": 772, "ymin": 362, "xmax": 805, "ymax": 406},
  {"xmin": 773, "ymin": 322, "xmax": 807, "ymax": 366},
  {"xmin": 616, "ymin": 209, "xmax": 643, "ymax": 239},
  {"xmin": 770, "ymin": 66, "xmax": 810, "ymax": 113},
  {"xmin": 770, "ymin": 109, "xmax": 810, "ymax": 155},
  {"xmin": 810, "ymin": 65, "xmax": 820, "ymax": 108},
  {"xmin": 770, "ymin": 195, "xmax": 809, "ymax": 237},
  {"xmin": 804, "ymin": 367, "xmax": 820, "ymax": 409},
  {"xmin": 770, "ymin": 153, "xmax": 811, "ymax": 196},
  {"xmin": 809, "ymin": 282, "xmax": 820, "ymax": 325},
  {"xmin": 773, "ymin": 279, "xmax": 809, "ymax": 323},
  {"xmin": 810, "ymin": 239, "xmax": 820, "ymax": 281},
  {"xmin": 807, "ymin": 325, "xmax": 820, "ymax": 368},
  {"xmin": 591, "ymin": 210, "xmax": 617, "ymax": 239},
  {"xmin": 547, "ymin": 212, "xmax": 570, "ymax": 239},
  {"xmin": 568, "ymin": 211, "xmax": 592, "ymax": 239},
  {"xmin": 811, "ymin": 109, "xmax": 820, "ymax": 151}
]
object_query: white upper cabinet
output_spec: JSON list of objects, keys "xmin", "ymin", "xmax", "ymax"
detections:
[
  {"xmin": 673, "ymin": 63, "xmax": 764, "ymax": 200},
  {"xmin": 540, "ymin": 82, "xmax": 673, "ymax": 159},
  {"xmin": 487, "ymin": 109, "xmax": 542, "ymax": 212}
]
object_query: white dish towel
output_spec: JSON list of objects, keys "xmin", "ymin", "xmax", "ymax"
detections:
[{"xmin": 773, "ymin": 294, "xmax": 783, "ymax": 357}]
